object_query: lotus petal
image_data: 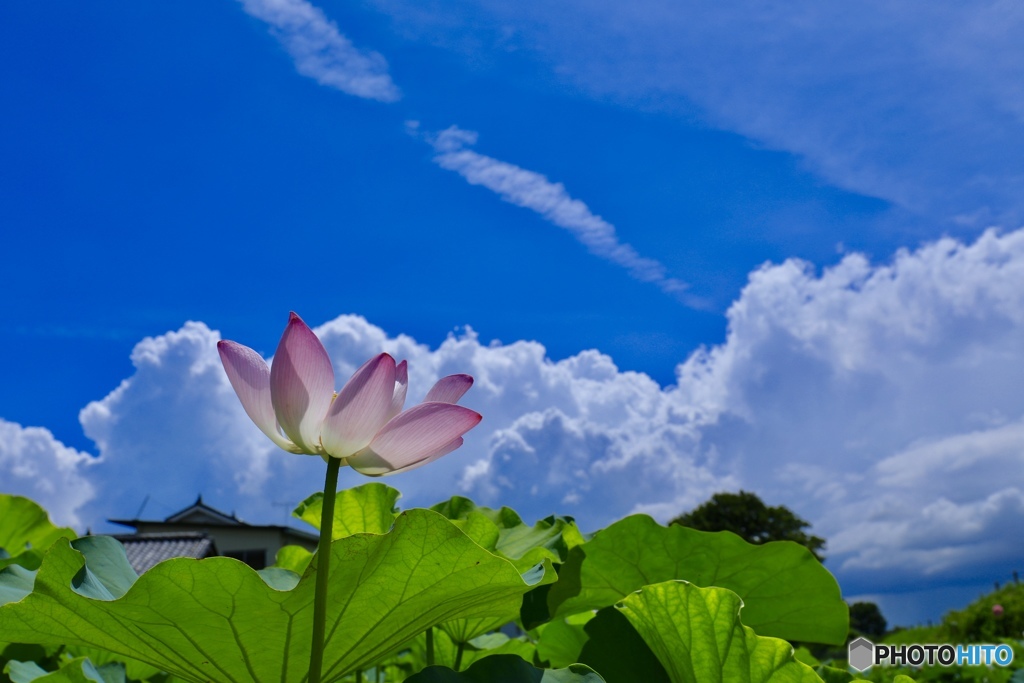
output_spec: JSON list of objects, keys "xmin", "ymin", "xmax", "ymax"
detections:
[
  {"xmin": 384, "ymin": 360, "xmax": 409, "ymax": 423},
  {"xmin": 349, "ymin": 436, "xmax": 465, "ymax": 477},
  {"xmin": 270, "ymin": 312, "xmax": 335, "ymax": 453},
  {"xmin": 321, "ymin": 353, "xmax": 397, "ymax": 458},
  {"xmin": 424, "ymin": 374, "xmax": 474, "ymax": 404},
  {"xmin": 220, "ymin": 313, "xmax": 481, "ymax": 472},
  {"xmin": 217, "ymin": 340, "xmax": 297, "ymax": 452},
  {"xmin": 348, "ymin": 403, "xmax": 481, "ymax": 473}
]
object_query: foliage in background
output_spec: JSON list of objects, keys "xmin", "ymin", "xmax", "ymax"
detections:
[
  {"xmin": 846, "ymin": 582, "xmax": 1024, "ymax": 683},
  {"xmin": 850, "ymin": 602, "xmax": 888, "ymax": 639},
  {"xmin": 670, "ymin": 490, "xmax": 826, "ymax": 561},
  {"xmin": 938, "ymin": 582, "xmax": 1024, "ymax": 644}
]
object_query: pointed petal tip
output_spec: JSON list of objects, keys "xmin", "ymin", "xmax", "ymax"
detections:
[
  {"xmin": 370, "ymin": 352, "xmax": 397, "ymax": 371},
  {"xmin": 217, "ymin": 339, "xmax": 298, "ymax": 453},
  {"xmin": 425, "ymin": 374, "xmax": 476, "ymax": 404},
  {"xmin": 423, "ymin": 403, "xmax": 481, "ymax": 426},
  {"xmin": 217, "ymin": 339, "xmax": 254, "ymax": 363},
  {"xmin": 384, "ymin": 359, "xmax": 409, "ymax": 423},
  {"xmin": 364, "ymin": 401, "xmax": 482, "ymax": 468},
  {"xmin": 271, "ymin": 311, "xmax": 335, "ymax": 452}
]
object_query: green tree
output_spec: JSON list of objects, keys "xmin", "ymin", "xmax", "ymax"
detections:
[
  {"xmin": 849, "ymin": 601, "xmax": 887, "ymax": 638},
  {"xmin": 670, "ymin": 491, "xmax": 826, "ymax": 561}
]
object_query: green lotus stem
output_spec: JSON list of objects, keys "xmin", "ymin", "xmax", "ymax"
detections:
[
  {"xmin": 454, "ymin": 641, "xmax": 465, "ymax": 671},
  {"xmin": 426, "ymin": 626, "xmax": 435, "ymax": 666},
  {"xmin": 355, "ymin": 671, "xmax": 363, "ymax": 683},
  {"xmin": 308, "ymin": 457, "xmax": 341, "ymax": 683}
]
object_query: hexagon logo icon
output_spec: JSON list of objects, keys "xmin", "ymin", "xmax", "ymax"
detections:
[{"xmin": 848, "ymin": 637, "xmax": 875, "ymax": 672}]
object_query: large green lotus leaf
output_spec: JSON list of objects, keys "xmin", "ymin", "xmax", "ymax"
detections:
[
  {"xmin": 1, "ymin": 643, "xmax": 54, "ymax": 669},
  {"xmin": 812, "ymin": 666, "xmax": 911, "ymax": 683},
  {"xmin": 616, "ymin": 581, "xmax": 821, "ymax": 683},
  {"xmin": 430, "ymin": 496, "xmax": 523, "ymax": 527},
  {"xmin": 0, "ymin": 563, "xmax": 36, "ymax": 605},
  {"xmin": 256, "ymin": 566, "xmax": 301, "ymax": 590},
  {"xmin": 4, "ymin": 660, "xmax": 53, "ymax": 683},
  {"xmin": 430, "ymin": 497, "xmax": 585, "ymax": 568},
  {"xmin": 64, "ymin": 645, "xmax": 161, "ymax": 683},
  {"xmin": 91, "ymin": 662, "xmax": 124, "ymax": 683},
  {"xmin": 405, "ymin": 629, "xmax": 538, "ymax": 673},
  {"xmin": 273, "ymin": 544, "xmax": 314, "ymax": 574},
  {"xmin": 289, "ymin": 489, "xmax": 536, "ymax": 646},
  {"xmin": 294, "ymin": 483, "xmax": 401, "ymax": 537},
  {"xmin": 426, "ymin": 497, "xmax": 574, "ymax": 644},
  {"xmin": 813, "ymin": 667, "xmax": 861, "ymax": 683},
  {"xmin": 438, "ymin": 556, "xmax": 558, "ymax": 644},
  {"xmin": 4, "ymin": 663, "xmax": 50, "ymax": 683},
  {"xmin": 299, "ymin": 488, "xmax": 564, "ymax": 645},
  {"xmin": 0, "ymin": 495, "xmax": 75, "ymax": 570},
  {"xmin": 297, "ymin": 487, "xmax": 581, "ymax": 570},
  {"xmin": 0, "ymin": 547, "xmax": 45, "ymax": 573},
  {"xmin": 520, "ymin": 584, "xmax": 556, "ymax": 630},
  {"xmin": 438, "ymin": 615, "xmax": 511, "ymax": 645},
  {"xmin": 405, "ymin": 655, "xmax": 606, "ymax": 683},
  {"xmin": 548, "ymin": 515, "xmax": 847, "ymax": 644},
  {"xmin": 576, "ymin": 607, "xmax": 670, "ymax": 683},
  {"xmin": 792, "ymin": 647, "xmax": 821, "ymax": 667},
  {"xmin": 0, "ymin": 509, "xmax": 551, "ymax": 682},
  {"xmin": 4, "ymin": 656, "xmax": 122, "ymax": 683},
  {"xmin": 463, "ymin": 633, "xmax": 537, "ymax": 671},
  {"xmin": 65, "ymin": 536, "xmax": 138, "ymax": 599},
  {"xmin": 431, "ymin": 508, "xmax": 579, "ymax": 638},
  {"xmin": 0, "ymin": 536, "xmax": 135, "ymax": 607},
  {"xmin": 534, "ymin": 612, "xmax": 595, "ymax": 669}
]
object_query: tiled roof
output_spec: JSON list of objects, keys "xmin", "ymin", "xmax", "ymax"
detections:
[
  {"xmin": 107, "ymin": 495, "xmax": 319, "ymax": 545},
  {"xmin": 164, "ymin": 495, "xmax": 243, "ymax": 525},
  {"xmin": 112, "ymin": 531, "xmax": 217, "ymax": 574}
]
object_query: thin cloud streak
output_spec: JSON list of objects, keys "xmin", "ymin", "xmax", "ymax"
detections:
[
  {"xmin": 373, "ymin": 0, "xmax": 1024, "ymax": 226},
  {"xmin": 238, "ymin": 0, "xmax": 400, "ymax": 102},
  {"xmin": 425, "ymin": 125, "xmax": 701, "ymax": 306},
  {"xmin": 232, "ymin": 2, "xmax": 696, "ymax": 304}
]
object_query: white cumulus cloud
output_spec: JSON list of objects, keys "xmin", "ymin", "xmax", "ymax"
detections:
[
  {"xmin": 663, "ymin": 227, "xmax": 1024, "ymax": 600},
  {"xmin": 0, "ymin": 419, "xmax": 96, "ymax": 528},
  {"xmin": 69, "ymin": 312, "xmax": 731, "ymax": 530}
]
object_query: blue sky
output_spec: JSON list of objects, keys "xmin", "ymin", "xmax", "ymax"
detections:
[{"xmin": 4, "ymin": 0, "xmax": 1024, "ymax": 627}]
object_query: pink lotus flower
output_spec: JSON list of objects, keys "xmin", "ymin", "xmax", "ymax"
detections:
[{"xmin": 217, "ymin": 312, "xmax": 481, "ymax": 476}]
